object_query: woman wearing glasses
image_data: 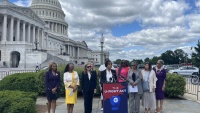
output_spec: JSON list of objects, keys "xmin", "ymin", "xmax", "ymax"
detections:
[
  {"xmin": 81, "ymin": 63, "xmax": 97, "ymax": 113},
  {"xmin": 63, "ymin": 63, "xmax": 80, "ymax": 113},
  {"xmin": 116, "ymin": 60, "xmax": 129, "ymax": 82},
  {"xmin": 153, "ymin": 60, "xmax": 166, "ymax": 113},
  {"xmin": 128, "ymin": 61, "xmax": 143, "ymax": 113}
]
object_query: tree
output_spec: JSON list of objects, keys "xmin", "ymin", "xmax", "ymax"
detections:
[
  {"xmin": 160, "ymin": 50, "xmax": 174, "ymax": 64},
  {"xmin": 192, "ymin": 40, "xmax": 200, "ymax": 68},
  {"xmin": 174, "ymin": 49, "xmax": 185, "ymax": 64},
  {"xmin": 113, "ymin": 59, "xmax": 121, "ymax": 65},
  {"xmin": 144, "ymin": 57, "xmax": 150, "ymax": 63},
  {"xmin": 151, "ymin": 56, "xmax": 160, "ymax": 64},
  {"xmin": 131, "ymin": 59, "xmax": 143, "ymax": 64}
]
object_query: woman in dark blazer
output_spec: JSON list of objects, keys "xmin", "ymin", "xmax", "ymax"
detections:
[
  {"xmin": 100, "ymin": 60, "xmax": 117, "ymax": 91},
  {"xmin": 81, "ymin": 62, "xmax": 97, "ymax": 113},
  {"xmin": 45, "ymin": 62, "xmax": 60, "ymax": 113}
]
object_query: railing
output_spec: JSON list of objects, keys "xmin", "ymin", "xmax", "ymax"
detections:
[
  {"xmin": 0, "ymin": 71, "xmax": 8, "ymax": 80},
  {"xmin": 0, "ymin": 70, "xmax": 35, "ymax": 80},
  {"xmin": 184, "ymin": 75, "xmax": 200, "ymax": 100},
  {"xmin": 8, "ymin": 70, "xmax": 35, "ymax": 75}
]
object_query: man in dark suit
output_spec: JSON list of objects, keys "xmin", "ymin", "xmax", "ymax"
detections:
[{"xmin": 81, "ymin": 63, "xmax": 97, "ymax": 113}]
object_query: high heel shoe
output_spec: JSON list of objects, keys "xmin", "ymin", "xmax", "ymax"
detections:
[
  {"xmin": 159, "ymin": 108, "xmax": 163, "ymax": 113},
  {"xmin": 155, "ymin": 107, "xmax": 159, "ymax": 113}
]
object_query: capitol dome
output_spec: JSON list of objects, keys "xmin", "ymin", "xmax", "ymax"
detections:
[{"xmin": 30, "ymin": 0, "xmax": 68, "ymax": 36}]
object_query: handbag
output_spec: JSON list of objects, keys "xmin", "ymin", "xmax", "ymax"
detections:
[{"xmin": 142, "ymin": 72, "xmax": 150, "ymax": 92}]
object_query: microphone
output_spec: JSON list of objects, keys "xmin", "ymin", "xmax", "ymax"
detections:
[
  {"xmin": 109, "ymin": 77, "xmax": 112, "ymax": 83},
  {"xmin": 112, "ymin": 75, "xmax": 116, "ymax": 83}
]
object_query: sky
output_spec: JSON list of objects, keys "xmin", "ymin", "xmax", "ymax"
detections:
[{"xmin": 8, "ymin": 0, "xmax": 200, "ymax": 61}]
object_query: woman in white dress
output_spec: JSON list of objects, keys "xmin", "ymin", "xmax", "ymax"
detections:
[{"xmin": 141, "ymin": 62, "xmax": 157, "ymax": 113}]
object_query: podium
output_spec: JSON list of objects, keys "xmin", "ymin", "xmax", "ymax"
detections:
[{"xmin": 103, "ymin": 82, "xmax": 128, "ymax": 113}]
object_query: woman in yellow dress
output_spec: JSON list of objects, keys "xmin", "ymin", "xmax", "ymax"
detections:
[{"xmin": 63, "ymin": 63, "xmax": 80, "ymax": 113}]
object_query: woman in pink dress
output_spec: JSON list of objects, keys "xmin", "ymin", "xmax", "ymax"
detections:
[{"xmin": 116, "ymin": 60, "xmax": 130, "ymax": 82}]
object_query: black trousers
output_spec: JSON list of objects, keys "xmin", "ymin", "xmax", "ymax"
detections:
[{"xmin": 83, "ymin": 89, "xmax": 94, "ymax": 113}]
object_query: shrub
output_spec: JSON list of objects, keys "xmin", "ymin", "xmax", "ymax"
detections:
[
  {"xmin": 0, "ymin": 90, "xmax": 37, "ymax": 113},
  {"xmin": 0, "ymin": 72, "xmax": 39, "ymax": 93},
  {"xmin": 165, "ymin": 73, "xmax": 186, "ymax": 97}
]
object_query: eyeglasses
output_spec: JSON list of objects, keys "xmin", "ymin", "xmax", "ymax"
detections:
[
  {"xmin": 86, "ymin": 66, "xmax": 91, "ymax": 68},
  {"xmin": 121, "ymin": 62, "xmax": 126, "ymax": 64}
]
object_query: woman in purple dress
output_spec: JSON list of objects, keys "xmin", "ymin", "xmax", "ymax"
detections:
[{"xmin": 153, "ymin": 60, "xmax": 166, "ymax": 113}]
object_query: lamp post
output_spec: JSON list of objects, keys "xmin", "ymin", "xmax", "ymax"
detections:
[{"xmin": 100, "ymin": 33, "xmax": 104, "ymax": 65}]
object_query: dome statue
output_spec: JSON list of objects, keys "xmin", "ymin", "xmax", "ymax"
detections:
[{"xmin": 30, "ymin": 0, "xmax": 68, "ymax": 36}]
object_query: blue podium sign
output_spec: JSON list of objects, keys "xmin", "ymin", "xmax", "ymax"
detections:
[{"xmin": 103, "ymin": 82, "xmax": 128, "ymax": 113}]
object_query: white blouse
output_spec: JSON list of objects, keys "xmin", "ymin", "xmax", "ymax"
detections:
[
  {"xmin": 63, "ymin": 71, "xmax": 80, "ymax": 89},
  {"xmin": 106, "ymin": 70, "xmax": 113, "ymax": 82}
]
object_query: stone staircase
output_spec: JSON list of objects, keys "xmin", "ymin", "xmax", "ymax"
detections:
[{"xmin": 40, "ymin": 53, "xmax": 69, "ymax": 68}]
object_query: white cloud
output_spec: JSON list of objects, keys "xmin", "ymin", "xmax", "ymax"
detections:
[
  {"xmin": 196, "ymin": 0, "xmax": 200, "ymax": 7},
  {"xmin": 59, "ymin": 0, "xmax": 200, "ymax": 61},
  {"xmin": 12, "ymin": 0, "xmax": 200, "ymax": 61},
  {"xmin": 13, "ymin": 0, "xmax": 32, "ymax": 7}
]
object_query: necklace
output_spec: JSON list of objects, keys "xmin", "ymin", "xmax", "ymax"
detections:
[{"xmin": 156, "ymin": 67, "xmax": 163, "ymax": 74}]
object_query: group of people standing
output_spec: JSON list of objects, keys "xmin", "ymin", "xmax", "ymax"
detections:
[
  {"xmin": 98, "ymin": 59, "xmax": 166, "ymax": 113},
  {"xmin": 124, "ymin": 60, "xmax": 166, "ymax": 113},
  {"xmin": 45, "ymin": 58, "xmax": 166, "ymax": 113},
  {"xmin": 45, "ymin": 62, "xmax": 97, "ymax": 113}
]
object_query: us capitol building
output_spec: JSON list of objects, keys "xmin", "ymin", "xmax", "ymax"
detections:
[{"xmin": 0, "ymin": 0, "xmax": 109, "ymax": 68}]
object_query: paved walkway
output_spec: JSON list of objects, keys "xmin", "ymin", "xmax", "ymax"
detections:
[{"xmin": 36, "ymin": 95, "xmax": 200, "ymax": 113}]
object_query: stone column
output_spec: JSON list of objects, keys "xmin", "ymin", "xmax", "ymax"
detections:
[
  {"xmin": 74, "ymin": 47, "xmax": 76, "ymax": 58},
  {"xmin": 55, "ymin": 23, "xmax": 57, "ymax": 32},
  {"xmin": 46, "ymin": 33, "xmax": 48, "ymax": 49},
  {"xmin": 68, "ymin": 45, "xmax": 70, "ymax": 55},
  {"xmin": 2, "ymin": 14, "xmax": 7, "ymax": 41},
  {"xmin": 62, "ymin": 25, "xmax": 64, "ymax": 34},
  {"xmin": 69, "ymin": 46, "xmax": 71, "ymax": 57},
  {"xmin": 52, "ymin": 23, "xmax": 54, "ymax": 32},
  {"xmin": 51, "ymin": 22, "xmax": 53, "ymax": 31},
  {"xmin": 22, "ymin": 21, "xmax": 26, "ymax": 41},
  {"xmin": 9, "ymin": 16, "xmax": 14, "ymax": 41},
  {"xmin": 16, "ymin": 19, "xmax": 20, "ymax": 41},
  {"xmin": 32, "ymin": 26, "xmax": 35, "ymax": 44},
  {"xmin": 72, "ymin": 47, "xmax": 74, "ymax": 57},
  {"xmin": 60, "ymin": 24, "xmax": 62, "ymax": 33},
  {"xmin": 37, "ymin": 27, "xmax": 39, "ymax": 43},
  {"xmin": 77, "ymin": 47, "xmax": 80, "ymax": 58},
  {"xmin": 64, "ymin": 26, "xmax": 66, "ymax": 34},
  {"xmin": 48, "ymin": 22, "xmax": 50, "ymax": 29},
  {"xmin": 27, "ymin": 23, "xmax": 31, "ymax": 43},
  {"xmin": 41, "ymin": 30, "xmax": 44, "ymax": 49}
]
